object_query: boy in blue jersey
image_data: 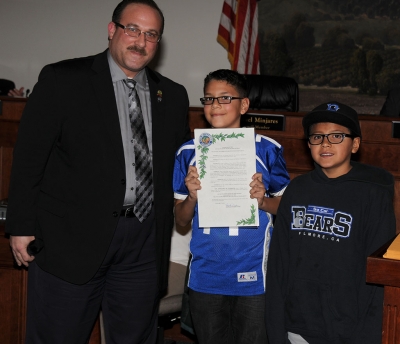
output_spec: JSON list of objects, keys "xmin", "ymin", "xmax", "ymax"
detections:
[
  {"xmin": 173, "ymin": 69, "xmax": 290, "ymax": 344},
  {"xmin": 265, "ymin": 101, "xmax": 396, "ymax": 344}
]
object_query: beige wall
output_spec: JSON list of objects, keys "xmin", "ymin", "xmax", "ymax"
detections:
[{"xmin": 0, "ymin": 0, "xmax": 229, "ymax": 106}]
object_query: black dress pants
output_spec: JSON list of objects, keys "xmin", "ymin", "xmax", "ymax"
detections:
[{"xmin": 25, "ymin": 210, "xmax": 158, "ymax": 344}]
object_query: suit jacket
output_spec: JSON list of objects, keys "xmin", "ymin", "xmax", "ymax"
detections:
[{"xmin": 6, "ymin": 50, "xmax": 191, "ymax": 290}]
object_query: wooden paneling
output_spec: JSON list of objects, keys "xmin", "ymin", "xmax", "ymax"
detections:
[
  {"xmin": 0, "ymin": 97, "xmax": 26, "ymax": 201},
  {"xmin": 367, "ymin": 238, "xmax": 400, "ymax": 343},
  {"xmin": 382, "ymin": 286, "xmax": 400, "ymax": 344},
  {"xmin": 367, "ymin": 238, "xmax": 398, "ymax": 287},
  {"xmin": 0, "ymin": 147, "xmax": 13, "ymax": 200},
  {"xmin": 0, "ymin": 98, "xmax": 27, "ymax": 121},
  {"xmin": 0, "ymin": 224, "xmax": 27, "ymax": 344},
  {"xmin": 0, "ymin": 268, "xmax": 27, "ymax": 343},
  {"xmin": 0, "ymin": 119, "xmax": 19, "ymax": 148},
  {"xmin": 0, "ymin": 97, "xmax": 27, "ymax": 343}
]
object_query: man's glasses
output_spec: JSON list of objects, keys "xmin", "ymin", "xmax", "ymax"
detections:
[
  {"xmin": 200, "ymin": 96, "xmax": 244, "ymax": 105},
  {"xmin": 308, "ymin": 133, "xmax": 355, "ymax": 145},
  {"xmin": 113, "ymin": 22, "xmax": 161, "ymax": 43}
]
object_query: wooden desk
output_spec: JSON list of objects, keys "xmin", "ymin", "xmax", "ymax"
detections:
[
  {"xmin": 0, "ymin": 97, "xmax": 26, "ymax": 200},
  {"xmin": 367, "ymin": 237, "xmax": 400, "ymax": 344},
  {"xmin": 0, "ymin": 223, "xmax": 27, "ymax": 343}
]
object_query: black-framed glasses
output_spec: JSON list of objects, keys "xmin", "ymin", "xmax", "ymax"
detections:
[
  {"xmin": 200, "ymin": 96, "xmax": 244, "ymax": 105},
  {"xmin": 113, "ymin": 21, "xmax": 161, "ymax": 43},
  {"xmin": 308, "ymin": 133, "xmax": 355, "ymax": 145}
]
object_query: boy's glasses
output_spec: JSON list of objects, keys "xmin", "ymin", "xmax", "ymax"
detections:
[
  {"xmin": 113, "ymin": 22, "xmax": 161, "ymax": 43},
  {"xmin": 200, "ymin": 96, "xmax": 243, "ymax": 105},
  {"xmin": 308, "ymin": 133, "xmax": 355, "ymax": 145}
]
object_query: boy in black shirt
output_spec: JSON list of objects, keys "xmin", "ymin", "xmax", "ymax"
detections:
[{"xmin": 265, "ymin": 101, "xmax": 396, "ymax": 344}]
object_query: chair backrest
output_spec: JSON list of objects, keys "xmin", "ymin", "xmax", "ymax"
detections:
[
  {"xmin": 0, "ymin": 79, "xmax": 15, "ymax": 96},
  {"xmin": 244, "ymin": 74, "xmax": 299, "ymax": 112}
]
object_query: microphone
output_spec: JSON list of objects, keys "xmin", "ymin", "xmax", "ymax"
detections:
[{"xmin": 27, "ymin": 239, "xmax": 44, "ymax": 256}]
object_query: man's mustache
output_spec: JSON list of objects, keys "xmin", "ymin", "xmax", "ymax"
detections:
[{"xmin": 127, "ymin": 46, "xmax": 147, "ymax": 56}]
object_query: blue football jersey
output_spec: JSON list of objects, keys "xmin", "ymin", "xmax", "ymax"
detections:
[{"xmin": 173, "ymin": 134, "xmax": 290, "ymax": 296}]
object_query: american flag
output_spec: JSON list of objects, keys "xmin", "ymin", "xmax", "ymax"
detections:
[{"xmin": 217, "ymin": 0, "xmax": 260, "ymax": 74}]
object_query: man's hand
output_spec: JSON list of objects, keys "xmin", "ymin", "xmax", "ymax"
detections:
[
  {"xmin": 10, "ymin": 235, "xmax": 35, "ymax": 267},
  {"xmin": 8, "ymin": 87, "xmax": 25, "ymax": 97}
]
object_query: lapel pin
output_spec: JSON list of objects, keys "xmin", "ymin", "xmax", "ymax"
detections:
[{"xmin": 157, "ymin": 90, "xmax": 162, "ymax": 102}]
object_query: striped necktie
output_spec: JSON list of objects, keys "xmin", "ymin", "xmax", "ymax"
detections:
[{"xmin": 125, "ymin": 79, "xmax": 153, "ymax": 222}]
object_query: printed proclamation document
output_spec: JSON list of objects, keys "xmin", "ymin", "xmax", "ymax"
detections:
[{"xmin": 194, "ymin": 127, "xmax": 259, "ymax": 228}]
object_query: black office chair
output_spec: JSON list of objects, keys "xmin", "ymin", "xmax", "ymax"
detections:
[
  {"xmin": 157, "ymin": 288, "xmax": 184, "ymax": 344},
  {"xmin": 157, "ymin": 260, "xmax": 193, "ymax": 344},
  {"xmin": 0, "ymin": 79, "xmax": 15, "ymax": 96},
  {"xmin": 244, "ymin": 74, "xmax": 299, "ymax": 112}
]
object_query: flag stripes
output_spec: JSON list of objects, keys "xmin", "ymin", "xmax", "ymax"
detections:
[{"xmin": 217, "ymin": 0, "xmax": 260, "ymax": 74}]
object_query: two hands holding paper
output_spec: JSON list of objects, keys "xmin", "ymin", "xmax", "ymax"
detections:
[{"xmin": 174, "ymin": 165, "xmax": 280, "ymax": 228}]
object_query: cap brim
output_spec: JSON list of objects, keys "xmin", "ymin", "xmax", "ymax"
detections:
[{"xmin": 302, "ymin": 111, "xmax": 361, "ymax": 137}]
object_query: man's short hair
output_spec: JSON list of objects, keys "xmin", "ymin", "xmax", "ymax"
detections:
[
  {"xmin": 204, "ymin": 69, "xmax": 248, "ymax": 98},
  {"xmin": 112, "ymin": 0, "xmax": 165, "ymax": 35}
]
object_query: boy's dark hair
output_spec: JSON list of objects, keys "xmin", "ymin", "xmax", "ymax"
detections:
[
  {"xmin": 204, "ymin": 69, "xmax": 248, "ymax": 98},
  {"xmin": 112, "ymin": 0, "xmax": 165, "ymax": 35},
  {"xmin": 302, "ymin": 101, "xmax": 362, "ymax": 138}
]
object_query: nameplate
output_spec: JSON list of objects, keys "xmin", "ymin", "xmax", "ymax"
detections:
[
  {"xmin": 392, "ymin": 121, "xmax": 400, "ymax": 138},
  {"xmin": 241, "ymin": 113, "xmax": 285, "ymax": 131}
]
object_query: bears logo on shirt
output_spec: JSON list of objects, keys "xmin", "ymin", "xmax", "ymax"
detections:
[{"xmin": 291, "ymin": 205, "xmax": 352, "ymax": 238}]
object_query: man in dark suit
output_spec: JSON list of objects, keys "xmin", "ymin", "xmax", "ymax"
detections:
[{"xmin": 6, "ymin": 0, "xmax": 190, "ymax": 343}]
